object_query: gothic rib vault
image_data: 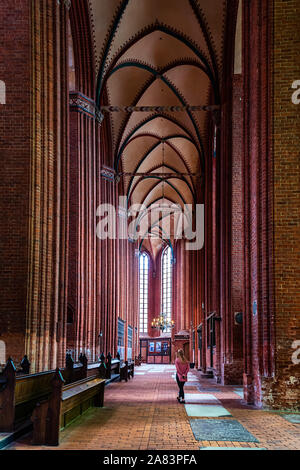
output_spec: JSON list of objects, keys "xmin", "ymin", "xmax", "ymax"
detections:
[{"xmin": 88, "ymin": 0, "xmax": 228, "ymax": 258}]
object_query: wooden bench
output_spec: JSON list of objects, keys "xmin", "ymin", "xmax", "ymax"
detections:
[
  {"xmin": 89, "ymin": 354, "xmax": 120, "ymax": 382},
  {"xmin": 86, "ymin": 355, "xmax": 120, "ymax": 382},
  {"xmin": 64, "ymin": 353, "xmax": 87, "ymax": 384},
  {"xmin": 135, "ymin": 355, "xmax": 142, "ymax": 366},
  {"xmin": 0, "ymin": 355, "xmax": 31, "ymax": 376},
  {"xmin": 15, "ymin": 355, "xmax": 31, "ymax": 376},
  {"xmin": 31, "ymin": 369, "xmax": 105, "ymax": 446},
  {"xmin": 0, "ymin": 356, "xmax": 87, "ymax": 432},
  {"xmin": 0, "ymin": 353, "xmax": 123, "ymax": 443},
  {"xmin": 119, "ymin": 361, "xmax": 128, "ymax": 382},
  {"xmin": 0, "ymin": 359, "xmax": 56, "ymax": 432},
  {"xmin": 128, "ymin": 360, "xmax": 134, "ymax": 379},
  {"xmin": 106, "ymin": 353, "xmax": 120, "ymax": 380},
  {"xmin": 86, "ymin": 361, "xmax": 103, "ymax": 379},
  {"xmin": 119, "ymin": 360, "xmax": 134, "ymax": 382}
]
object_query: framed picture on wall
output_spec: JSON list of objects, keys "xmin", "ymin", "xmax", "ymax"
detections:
[
  {"xmin": 149, "ymin": 342, "xmax": 155, "ymax": 353},
  {"xmin": 156, "ymin": 342, "xmax": 161, "ymax": 353}
]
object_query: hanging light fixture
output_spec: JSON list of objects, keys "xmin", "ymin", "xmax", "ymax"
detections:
[{"xmin": 151, "ymin": 314, "xmax": 175, "ymax": 332}]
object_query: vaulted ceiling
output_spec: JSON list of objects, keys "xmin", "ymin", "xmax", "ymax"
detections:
[{"xmin": 89, "ymin": 0, "xmax": 231, "ymax": 258}]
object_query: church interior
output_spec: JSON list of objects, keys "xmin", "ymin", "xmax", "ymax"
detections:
[{"xmin": 0, "ymin": 0, "xmax": 299, "ymax": 451}]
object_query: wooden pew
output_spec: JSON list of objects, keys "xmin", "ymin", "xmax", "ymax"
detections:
[
  {"xmin": 119, "ymin": 359, "xmax": 135, "ymax": 382},
  {"xmin": 0, "ymin": 358, "xmax": 55, "ymax": 432},
  {"xmin": 0, "ymin": 356, "xmax": 87, "ymax": 432},
  {"xmin": 135, "ymin": 355, "xmax": 142, "ymax": 366},
  {"xmin": 0, "ymin": 359, "xmax": 16, "ymax": 432},
  {"xmin": 105, "ymin": 353, "xmax": 120, "ymax": 380},
  {"xmin": 87, "ymin": 359, "xmax": 106, "ymax": 379},
  {"xmin": 110, "ymin": 358, "xmax": 121, "ymax": 378},
  {"xmin": 89, "ymin": 354, "xmax": 120, "ymax": 381},
  {"xmin": 127, "ymin": 360, "xmax": 134, "ymax": 379},
  {"xmin": 0, "ymin": 353, "xmax": 120, "ymax": 441},
  {"xmin": 63, "ymin": 353, "xmax": 87, "ymax": 384},
  {"xmin": 0, "ymin": 355, "xmax": 31, "ymax": 376},
  {"xmin": 119, "ymin": 361, "xmax": 128, "ymax": 382},
  {"xmin": 77, "ymin": 354, "xmax": 121, "ymax": 382},
  {"xmin": 31, "ymin": 369, "xmax": 105, "ymax": 446},
  {"xmin": 16, "ymin": 355, "xmax": 31, "ymax": 375}
]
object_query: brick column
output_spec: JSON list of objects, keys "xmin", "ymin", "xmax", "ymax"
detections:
[
  {"xmin": 261, "ymin": 0, "xmax": 300, "ymax": 410},
  {"xmin": 0, "ymin": 0, "xmax": 31, "ymax": 362},
  {"xmin": 68, "ymin": 92, "xmax": 99, "ymax": 361},
  {"xmin": 242, "ymin": 0, "xmax": 274, "ymax": 405},
  {"xmin": 26, "ymin": 0, "xmax": 69, "ymax": 372}
]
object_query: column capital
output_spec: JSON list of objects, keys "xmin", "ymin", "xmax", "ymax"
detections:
[
  {"xmin": 69, "ymin": 91, "xmax": 104, "ymax": 124},
  {"xmin": 100, "ymin": 165, "xmax": 116, "ymax": 182}
]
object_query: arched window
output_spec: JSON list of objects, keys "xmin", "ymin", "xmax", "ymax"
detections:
[
  {"xmin": 139, "ymin": 252, "xmax": 149, "ymax": 333},
  {"xmin": 161, "ymin": 246, "xmax": 172, "ymax": 331}
]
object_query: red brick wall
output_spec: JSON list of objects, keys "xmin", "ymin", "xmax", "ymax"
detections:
[
  {"xmin": 262, "ymin": 0, "xmax": 300, "ymax": 410},
  {"xmin": 0, "ymin": 0, "xmax": 31, "ymax": 361}
]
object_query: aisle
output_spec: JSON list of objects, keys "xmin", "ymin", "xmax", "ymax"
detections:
[{"xmin": 5, "ymin": 365, "xmax": 300, "ymax": 450}]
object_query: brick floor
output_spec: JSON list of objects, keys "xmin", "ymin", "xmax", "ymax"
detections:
[{"xmin": 5, "ymin": 365, "xmax": 300, "ymax": 450}]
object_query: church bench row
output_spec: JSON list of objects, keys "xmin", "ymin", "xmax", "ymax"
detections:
[
  {"xmin": 98, "ymin": 353, "xmax": 135, "ymax": 382},
  {"xmin": 31, "ymin": 370, "xmax": 105, "ymax": 446},
  {"xmin": 0, "ymin": 355, "xmax": 109, "ymax": 434},
  {"xmin": 0, "ymin": 355, "xmax": 31, "ymax": 376},
  {"xmin": 135, "ymin": 355, "xmax": 142, "ymax": 366},
  {"xmin": 0, "ymin": 354, "xmax": 133, "ymax": 438},
  {"xmin": 96, "ymin": 353, "xmax": 121, "ymax": 381},
  {"xmin": 0, "ymin": 357, "xmax": 89, "ymax": 433},
  {"xmin": 120, "ymin": 360, "xmax": 134, "ymax": 382}
]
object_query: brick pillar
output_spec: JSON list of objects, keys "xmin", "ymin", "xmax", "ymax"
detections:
[
  {"xmin": 68, "ymin": 92, "xmax": 98, "ymax": 362},
  {"xmin": 0, "ymin": 0, "xmax": 31, "ymax": 362},
  {"xmin": 224, "ymin": 74, "xmax": 244, "ymax": 385},
  {"xmin": 218, "ymin": 1, "xmax": 241, "ymax": 386},
  {"xmin": 261, "ymin": 0, "xmax": 300, "ymax": 410},
  {"xmin": 25, "ymin": 0, "xmax": 69, "ymax": 372},
  {"xmin": 242, "ymin": 0, "xmax": 275, "ymax": 406},
  {"xmin": 203, "ymin": 138, "xmax": 212, "ymax": 373}
]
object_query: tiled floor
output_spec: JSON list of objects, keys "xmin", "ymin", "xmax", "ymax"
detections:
[{"xmin": 4, "ymin": 364, "xmax": 300, "ymax": 450}]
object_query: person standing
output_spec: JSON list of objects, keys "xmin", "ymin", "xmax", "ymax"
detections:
[{"xmin": 175, "ymin": 349, "xmax": 189, "ymax": 403}]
